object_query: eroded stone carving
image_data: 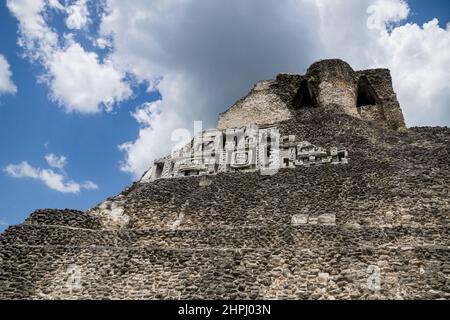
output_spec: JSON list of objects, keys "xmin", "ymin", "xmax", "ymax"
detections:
[{"xmin": 141, "ymin": 124, "xmax": 348, "ymax": 182}]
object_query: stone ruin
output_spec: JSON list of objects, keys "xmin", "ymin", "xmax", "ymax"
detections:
[
  {"xmin": 217, "ymin": 59, "xmax": 406, "ymax": 131},
  {"xmin": 0, "ymin": 59, "xmax": 448, "ymax": 300},
  {"xmin": 141, "ymin": 125, "xmax": 348, "ymax": 182}
]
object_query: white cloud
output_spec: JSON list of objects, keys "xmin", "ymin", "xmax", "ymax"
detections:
[
  {"xmin": 6, "ymin": 0, "xmax": 58, "ymax": 61},
  {"xmin": 7, "ymin": 0, "xmax": 450, "ymax": 177},
  {"xmin": 366, "ymin": 0, "xmax": 410, "ymax": 31},
  {"xmin": 82, "ymin": 180, "xmax": 98, "ymax": 190},
  {"xmin": 38, "ymin": 168, "xmax": 82, "ymax": 193},
  {"xmin": 0, "ymin": 54, "xmax": 18, "ymax": 95},
  {"xmin": 309, "ymin": 0, "xmax": 450, "ymax": 126},
  {"xmin": 100, "ymin": 0, "xmax": 321, "ymax": 177},
  {"xmin": 48, "ymin": 0, "xmax": 64, "ymax": 11},
  {"xmin": 95, "ymin": 37, "xmax": 111, "ymax": 49},
  {"xmin": 48, "ymin": 42, "xmax": 131, "ymax": 113},
  {"xmin": 45, "ymin": 153, "xmax": 67, "ymax": 170},
  {"xmin": 65, "ymin": 0, "xmax": 89, "ymax": 30},
  {"xmin": 94, "ymin": 0, "xmax": 450, "ymax": 177},
  {"xmin": 4, "ymin": 155, "xmax": 98, "ymax": 194},
  {"xmin": 7, "ymin": 0, "xmax": 131, "ymax": 113},
  {"xmin": 118, "ymin": 77, "xmax": 186, "ymax": 177},
  {"xmin": 378, "ymin": 19, "xmax": 450, "ymax": 126},
  {"xmin": 5, "ymin": 161, "xmax": 40, "ymax": 179}
]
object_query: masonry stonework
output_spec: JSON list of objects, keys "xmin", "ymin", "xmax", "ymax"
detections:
[
  {"xmin": 0, "ymin": 59, "xmax": 448, "ymax": 300},
  {"xmin": 218, "ymin": 59, "xmax": 406, "ymax": 130},
  {"xmin": 140, "ymin": 125, "xmax": 348, "ymax": 183}
]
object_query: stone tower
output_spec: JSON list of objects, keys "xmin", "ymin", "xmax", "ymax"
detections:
[{"xmin": 218, "ymin": 59, "xmax": 406, "ymax": 130}]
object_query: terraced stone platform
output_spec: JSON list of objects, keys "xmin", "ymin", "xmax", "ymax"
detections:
[{"xmin": 0, "ymin": 60, "xmax": 449, "ymax": 300}]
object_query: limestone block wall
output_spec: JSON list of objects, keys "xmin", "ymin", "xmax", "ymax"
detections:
[
  {"xmin": 306, "ymin": 59, "xmax": 358, "ymax": 117},
  {"xmin": 125, "ymin": 165, "xmax": 448, "ymax": 231},
  {"xmin": 217, "ymin": 60, "xmax": 406, "ymax": 132},
  {"xmin": 218, "ymin": 80, "xmax": 293, "ymax": 130},
  {"xmin": 356, "ymin": 69, "xmax": 406, "ymax": 130},
  {"xmin": 0, "ymin": 66, "xmax": 447, "ymax": 300},
  {"xmin": 125, "ymin": 113, "xmax": 449, "ymax": 232},
  {"xmin": 24, "ymin": 209, "xmax": 102, "ymax": 230},
  {"xmin": 2, "ymin": 224, "xmax": 448, "ymax": 251},
  {"xmin": 359, "ymin": 105, "xmax": 385, "ymax": 123},
  {"xmin": 88, "ymin": 196, "xmax": 129, "ymax": 230},
  {"xmin": 0, "ymin": 244, "xmax": 447, "ymax": 299}
]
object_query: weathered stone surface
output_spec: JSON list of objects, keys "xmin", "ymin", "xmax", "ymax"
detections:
[
  {"xmin": 0, "ymin": 59, "xmax": 448, "ymax": 300},
  {"xmin": 218, "ymin": 59, "xmax": 406, "ymax": 131},
  {"xmin": 88, "ymin": 196, "xmax": 129, "ymax": 230},
  {"xmin": 218, "ymin": 80, "xmax": 292, "ymax": 130},
  {"xmin": 141, "ymin": 127, "xmax": 349, "ymax": 182}
]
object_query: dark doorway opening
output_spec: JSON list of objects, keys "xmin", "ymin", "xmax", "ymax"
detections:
[
  {"xmin": 155, "ymin": 163, "xmax": 164, "ymax": 179},
  {"xmin": 293, "ymin": 80, "xmax": 317, "ymax": 109},
  {"xmin": 357, "ymin": 76, "xmax": 379, "ymax": 107}
]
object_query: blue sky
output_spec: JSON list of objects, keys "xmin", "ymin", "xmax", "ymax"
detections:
[
  {"xmin": 0, "ymin": 0, "xmax": 160, "ymax": 230},
  {"xmin": 407, "ymin": 0, "xmax": 450, "ymax": 27},
  {"xmin": 0, "ymin": 0, "xmax": 449, "ymax": 231}
]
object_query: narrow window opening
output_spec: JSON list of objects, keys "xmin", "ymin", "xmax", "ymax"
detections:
[{"xmin": 267, "ymin": 136, "xmax": 272, "ymax": 158}]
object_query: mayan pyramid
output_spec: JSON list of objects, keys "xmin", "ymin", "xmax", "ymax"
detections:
[{"xmin": 1, "ymin": 59, "xmax": 448, "ymax": 300}]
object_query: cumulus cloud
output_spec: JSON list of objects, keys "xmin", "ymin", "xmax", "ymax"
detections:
[
  {"xmin": 7, "ymin": 0, "xmax": 450, "ymax": 177},
  {"xmin": 4, "ymin": 155, "xmax": 98, "ymax": 194},
  {"xmin": 6, "ymin": 0, "xmax": 58, "ymax": 61},
  {"xmin": 0, "ymin": 54, "xmax": 18, "ymax": 95},
  {"xmin": 7, "ymin": 0, "xmax": 131, "ymax": 113},
  {"xmin": 119, "ymin": 76, "xmax": 188, "ymax": 176},
  {"xmin": 311, "ymin": 0, "xmax": 450, "ymax": 126},
  {"xmin": 65, "ymin": 0, "xmax": 89, "ymax": 30},
  {"xmin": 378, "ymin": 19, "xmax": 450, "ymax": 126},
  {"xmin": 48, "ymin": 42, "xmax": 132, "ymax": 113},
  {"xmin": 366, "ymin": 0, "xmax": 410, "ymax": 31},
  {"xmin": 100, "ymin": 0, "xmax": 321, "ymax": 177},
  {"xmin": 94, "ymin": 0, "xmax": 450, "ymax": 177}
]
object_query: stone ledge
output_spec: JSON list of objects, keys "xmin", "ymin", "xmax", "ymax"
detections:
[
  {"xmin": 6, "ymin": 223, "xmax": 450, "ymax": 232},
  {"xmin": 0, "ymin": 243, "xmax": 448, "ymax": 251},
  {"xmin": 2, "ymin": 223, "xmax": 448, "ymax": 250}
]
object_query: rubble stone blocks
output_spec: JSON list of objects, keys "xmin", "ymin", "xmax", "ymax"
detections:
[{"xmin": 0, "ymin": 59, "xmax": 448, "ymax": 300}]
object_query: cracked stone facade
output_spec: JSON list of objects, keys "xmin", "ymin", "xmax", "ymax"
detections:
[{"xmin": 0, "ymin": 59, "xmax": 448, "ymax": 300}]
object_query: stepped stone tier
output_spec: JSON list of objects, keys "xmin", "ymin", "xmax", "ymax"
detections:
[{"xmin": 1, "ymin": 59, "xmax": 449, "ymax": 300}]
